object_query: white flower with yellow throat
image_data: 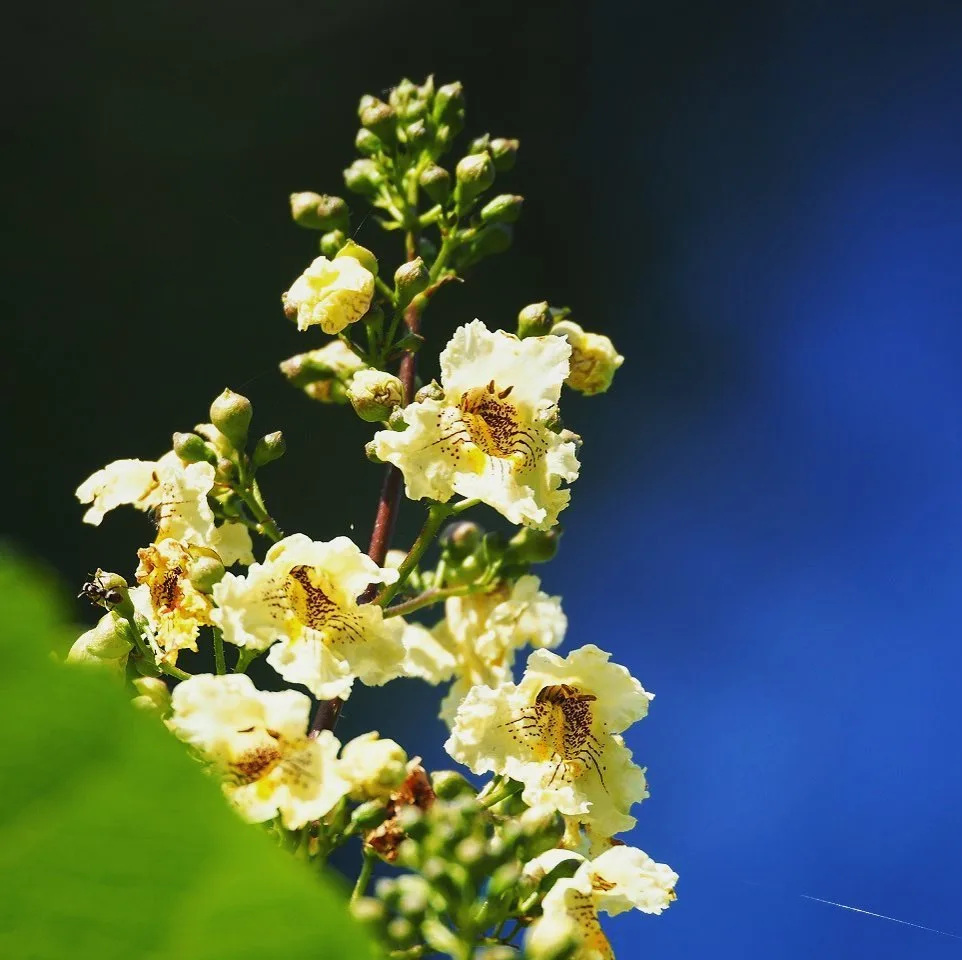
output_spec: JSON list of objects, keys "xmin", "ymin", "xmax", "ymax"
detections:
[
  {"xmin": 371, "ymin": 320, "xmax": 581, "ymax": 530},
  {"xmin": 445, "ymin": 645, "xmax": 652, "ymax": 835},
  {"xmin": 211, "ymin": 533, "xmax": 405, "ymax": 700},
  {"xmin": 167, "ymin": 673, "xmax": 349, "ymax": 830}
]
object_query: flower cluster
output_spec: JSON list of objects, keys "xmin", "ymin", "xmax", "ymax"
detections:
[{"xmin": 69, "ymin": 74, "xmax": 664, "ymax": 960}]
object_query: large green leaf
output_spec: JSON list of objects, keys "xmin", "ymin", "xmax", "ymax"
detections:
[{"xmin": 0, "ymin": 553, "xmax": 377, "ymax": 959}]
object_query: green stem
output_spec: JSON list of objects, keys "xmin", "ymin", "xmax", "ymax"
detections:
[
  {"xmin": 375, "ymin": 503, "xmax": 452, "ymax": 607},
  {"xmin": 429, "ymin": 234, "xmax": 459, "ymax": 282},
  {"xmin": 160, "ymin": 662, "xmax": 192, "ymax": 682},
  {"xmin": 234, "ymin": 648, "xmax": 258, "ymax": 673},
  {"xmin": 375, "ymin": 275, "xmax": 396, "ymax": 304},
  {"xmin": 238, "ymin": 482, "xmax": 282, "ymax": 542},
  {"xmin": 351, "ymin": 849, "xmax": 377, "ymax": 904},
  {"xmin": 382, "ymin": 584, "xmax": 476, "ymax": 619},
  {"xmin": 479, "ymin": 778, "xmax": 523, "ymax": 809},
  {"xmin": 452, "ymin": 497, "xmax": 480, "ymax": 514},
  {"xmin": 212, "ymin": 628, "xmax": 227, "ymax": 675}
]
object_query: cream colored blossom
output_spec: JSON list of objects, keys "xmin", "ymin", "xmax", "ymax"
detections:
[
  {"xmin": 402, "ymin": 575, "xmax": 566, "ymax": 727},
  {"xmin": 372, "ymin": 320, "xmax": 581, "ymax": 530},
  {"xmin": 445, "ymin": 645, "xmax": 651, "ymax": 835},
  {"xmin": 131, "ymin": 538, "xmax": 214, "ymax": 664},
  {"xmin": 533, "ymin": 846, "xmax": 677, "ymax": 960},
  {"xmin": 75, "ymin": 451, "xmax": 253, "ymax": 565},
  {"xmin": 212, "ymin": 533, "xmax": 404, "ymax": 700},
  {"xmin": 168, "ymin": 674, "xmax": 349, "ymax": 829},
  {"xmin": 551, "ymin": 321, "xmax": 624, "ymax": 396},
  {"xmin": 282, "ymin": 255, "xmax": 375, "ymax": 334},
  {"xmin": 339, "ymin": 732, "xmax": 408, "ymax": 800},
  {"xmin": 347, "ymin": 369, "xmax": 404, "ymax": 421}
]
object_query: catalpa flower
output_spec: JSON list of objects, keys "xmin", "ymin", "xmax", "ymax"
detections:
[
  {"xmin": 75, "ymin": 452, "xmax": 253, "ymax": 565},
  {"xmin": 282, "ymin": 255, "xmax": 375, "ymax": 334},
  {"xmin": 527, "ymin": 846, "xmax": 677, "ymax": 960},
  {"xmin": 372, "ymin": 321, "xmax": 581, "ymax": 530},
  {"xmin": 212, "ymin": 533, "xmax": 405, "ymax": 700},
  {"xmin": 550, "ymin": 320, "xmax": 624, "ymax": 396},
  {"xmin": 403, "ymin": 574, "xmax": 567, "ymax": 726},
  {"xmin": 167, "ymin": 674, "xmax": 349, "ymax": 829},
  {"xmin": 130, "ymin": 538, "xmax": 214, "ymax": 664},
  {"xmin": 445, "ymin": 645, "xmax": 651, "ymax": 835}
]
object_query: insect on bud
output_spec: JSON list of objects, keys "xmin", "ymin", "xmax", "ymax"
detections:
[
  {"xmin": 289, "ymin": 192, "xmax": 350, "ymax": 232},
  {"xmin": 209, "ymin": 389, "xmax": 253, "ymax": 451},
  {"xmin": 252, "ymin": 431, "xmax": 286, "ymax": 468},
  {"xmin": 517, "ymin": 301, "xmax": 553, "ymax": 338},
  {"xmin": 172, "ymin": 431, "xmax": 216, "ymax": 465},
  {"xmin": 347, "ymin": 370, "xmax": 404, "ymax": 422}
]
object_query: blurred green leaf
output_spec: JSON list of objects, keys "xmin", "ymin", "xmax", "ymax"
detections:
[{"xmin": 0, "ymin": 552, "xmax": 379, "ymax": 959}]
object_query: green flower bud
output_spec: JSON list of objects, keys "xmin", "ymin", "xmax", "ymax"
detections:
[
  {"xmin": 455, "ymin": 152, "xmax": 495, "ymax": 203},
  {"xmin": 188, "ymin": 552, "xmax": 225, "ymax": 593},
  {"xmin": 343, "ymin": 158, "xmax": 384, "ymax": 197},
  {"xmin": 335, "ymin": 240, "xmax": 379, "ymax": 276},
  {"xmin": 506, "ymin": 527, "xmax": 561, "ymax": 565},
  {"xmin": 395, "ymin": 806, "xmax": 429, "ymax": 840},
  {"xmin": 467, "ymin": 133, "xmax": 490, "ymax": 154},
  {"xmin": 454, "ymin": 835, "xmax": 488, "ymax": 870},
  {"xmin": 421, "ymin": 856, "xmax": 467, "ymax": 907},
  {"xmin": 209, "ymin": 389, "xmax": 252, "ymax": 451},
  {"xmin": 439, "ymin": 521, "xmax": 484, "ymax": 560},
  {"xmin": 347, "ymin": 370, "xmax": 404, "ymax": 422},
  {"xmin": 390, "ymin": 77, "xmax": 430, "ymax": 121},
  {"xmin": 385, "ymin": 917, "xmax": 416, "ymax": 950},
  {"xmin": 470, "ymin": 223, "xmax": 512, "ymax": 259},
  {"xmin": 319, "ymin": 229, "xmax": 347, "ymax": 258},
  {"xmin": 419, "ymin": 163, "xmax": 451, "ymax": 204},
  {"xmin": 359, "ymin": 98, "xmax": 396, "ymax": 142},
  {"xmin": 395, "ymin": 875, "xmax": 431, "ymax": 919},
  {"xmin": 131, "ymin": 676, "xmax": 171, "ymax": 715},
  {"xmin": 252, "ymin": 431, "xmax": 286, "ymax": 468},
  {"xmin": 349, "ymin": 896, "xmax": 386, "ymax": 928},
  {"xmin": 422, "ymin": 919, "xmax": 461, "ymax": 957},
  {"xmin": 433, "ymin": 81, "xmax": 465, "ymax": 125},
  {"xmin": 289, "ymin": 192, "xmax": 350, "ymax": 232},
  {"xmin": 414, "ymin": 379, "xmax": 444, "ymax": 403},
  {"xmin": 171, "ymin": 431, "xmax": 216, "ymax": 466},
  {"xmin": 480, "ymin": 193, "xmax": 524, "ymax": 225},
  {"xmin": 430, "ymin": 769, "xmax": 476, "ymax": 800},
  {"xmin": 387, "ymin": 407, "xmax": 408, "ymax": 431},
  {"xmin": 489, "ymin": 137, "xmax": 520, "ymax": 171},
  {"xmin": 403, "ymin": 118, "xmax": 429, "ymax": 150},
  {"xmin": 525, "ymin": 916, "xmax": 580, "ymax": 960},
  {"xmin": 350, "ymin": 799, "xmax": 390, "ymax": 832},
  {"xmin": 394, "ymin": 256, "xmax": 429, "ymax": 306},
  {"xmin": 517, "ymin": 301, "xmax": 554, "ymax": 338},
  {"xmin": 354, "ymin": 127, "xmax": 382, "ymax": 157},
  {"xmin": 67, "ymin": 612, "xmax": 133, "ymax": 668},
  {"xmin": 214, "ymin": 457, "xmax": 238, "ymax": 485}
]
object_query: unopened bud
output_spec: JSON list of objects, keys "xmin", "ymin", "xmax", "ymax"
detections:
[
  {"xmin": 252, "ymin": 431, "xmax": 286, "ymax": 467},
  {"xmin": 403, "ymin": 119, "xmax": 429, "ymax": 150},
  {"xmin": 209, "ymin": 389, "xmax": 252, "ymax": 451},
  {"xmin": 414, "ymin": 380, "xmax": 444, "ymax": 403},
  {"xmin": 348, "ymin": 370, "xmax": 404, "ymax": 422},
  {"xmin": 364, "ymin": 439, "xmax": 384, "ymax": 463},
  {"xmin": 525, "ymin": 915, "xmax": 580, "ymax": 960},
  {"xmin": 335, "ymin": 240, "xmax": 379, "ymax": 276},
  {"xmin": 354, "ymin": 127, "xmax": 382, "ymax": 156},
  {"xmin": 188, "ymin": 552, "xmax": 225, "ymax": 593},
  {"xmin": 351, "ymin": 799, "xmax": 390, "ymax": 831},
  {"xmin": 289, "ymin": 192, "xmax": 349, "ymax": 232},
  {"xmin": 489, "ymin": 137, "xmax": 520, "ymax": 172},
  {"xmin": 343, "ymin": 158, "xmax": 384, "ymax": 197},
  {"xmin": 470, "ymin": 223, "xmax": 512, "ymax": 259},
  {"xmin": 517, "ymin": 301, "xmax": 553, "ymax": 338},
  {"xmin": 433, "ymin": 81, "xmax": 465, "ymax": 125},
  {"xmin": 386, "ymin": 917, "xmax": 416, "ymax": 949},
  {"xmin": 551, "ymin": 320, "xmax": 624, "ymax": 395},
  {"xmin": 172, "ymin": 431, "xmax": 216, "ymax": 465},
  {"xmin": 387, "ymin": 407, "xmax": 408, "ymax": 431},
  {"xmin": 131, "ymin": 676, "xmax": 171, "ymax": 715},
  {"xmin": 439, "ymin": 521, "xmax": 483, "ymax": 560},
  {"xmin": 419, "ymin": 163, "xmax": 451, "ymax": 204},
  {"xmin": 507, "ymin": 527, "xmax": 560, "ymax": 565},
  {"xmin": 359, "ymin": 98, "xmax": 396, "ymax": 141},
  {"xmin": 480, "ymin": 193, "xmax": 523, "ymax": 225},
  {"xmin": 389, "ymin": 77, "xmax": 429, "ymax": 121},
  {"xmin": 455, "ymin": 153, "xmax": 495, "ymax": 203},
  {"xmin": 319, "ymin": 229, "xmax": 347, "ymax": 258},
  {"xmin": 393, "ymin": 257, "xmax": 429, "ymax": 305},
  {"xmin": 349, "ymin": 896, "xmax": 386, "ymax": 928},
  {"xmin": 67, "ymin": 612, "xmax": 133, "ymax": 668},
  {"xmin": 467, "ymin": 133, "xmax": 490, "ymax": 154},
  {"xmin": 430, "ymin": 769, "xmax": 476, "ymax": 800}
]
